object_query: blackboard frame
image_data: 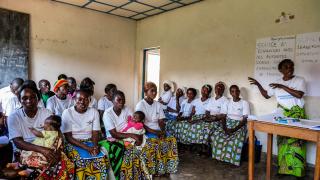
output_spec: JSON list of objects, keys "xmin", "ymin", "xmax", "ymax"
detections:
[{"xmin": 0, "ymin": 8, "xmax": 30, "ymax": 88}]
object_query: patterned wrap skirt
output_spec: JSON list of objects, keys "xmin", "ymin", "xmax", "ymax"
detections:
[
  {"xmin": 100, "ymin": 136, "xmax": 179, "ymax": 179},
  {"xmin": 277, "ymin": 105, "xmax": 307, "ymax": 177},
  {"xmin": 210, "ymin": 118, "xmax": 247, "ymax": 166},
  {"xmin": 65, "ymin": 140, "xmax": 109, "ymax": 180},
  {"xmin": 170, "ymin": 115, "xmax": 215, "ymax": 145},
  {"xmin": 142, "ymin": 134, "xmax": 179, "ymax": 175},
  {"xmin": 22, "ymin": 136, "xmax": 75, "ymax": 180},
  {"xmin": 37, "ymin": 152, "xmax": 75, "ymax": 180}
]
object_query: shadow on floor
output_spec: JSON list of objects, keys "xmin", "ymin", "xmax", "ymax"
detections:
[{"xmin": 157, "ymin": 151, "xmax": 314, "ymax": 180}]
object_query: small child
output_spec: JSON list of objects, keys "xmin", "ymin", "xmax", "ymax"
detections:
[
  {"xmin": 38, "ymin": 79, "xmax": 55, "ymax": 107},
  {"xmin": 7, "ymin": 115, "xmax": 63, "ymax": 176},
  {"xmin": 122, "ymin": 111, "xmax": 146, "ymax": 148}
]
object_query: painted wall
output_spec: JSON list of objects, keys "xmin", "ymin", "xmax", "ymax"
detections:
[
  {"xmin": 136, "ymin": 0, "xmax": 320, "ymax": 164},
  {"xmin": 1, "ymin": 0, "xmax": 320, "ymax": 165},
  {"xmin": 0, "ymin": 0, "xmax": 137, "ymax": 107}
]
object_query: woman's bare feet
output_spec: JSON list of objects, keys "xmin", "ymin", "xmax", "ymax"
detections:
[
  {"xmin": 6, "ymin": 162, "xmax": 20, "ymax": 170},
  {"xmin": 18, "ymin": 169, "xmax": 33, "ymax": 177}
]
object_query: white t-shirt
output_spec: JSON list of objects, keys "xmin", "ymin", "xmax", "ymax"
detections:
[
  {"xmin": 46, "ymin": 95, "xmax": 73, "ymax": 117},
  {"xmin": 8, "ymin": 108, "xmax": 52, "ymax": 142},
  {"xmin": 98, "ymin": 96, "xmax": 113, "ymax": 111},
  {"xmin": 192, "ymin": 98, "xmax": 210, "ymax": 115},
  {"xmin": 61, "ymin": 107, "xmax": 100, "ymax": 140},
  {"xmin": 180, "ymin": 99, "xmax": 194, "ymax": 117},
  {"xmin": 89, "ymin": 96, "xmax": 98, "ymax": 109},
  {"xmin": 38, "ymin": 100, "xmax": 45, "ymax": 108},
  {"xmin": 0, "ymin": 86, "xmax": 10, "ymax": 95},
  {"xmin": 222, "ymin": 99, "xmax": 250, "ymax": 120},
  {"xmin": 167, "ymin": 96, "xmax": 186, "ymax": 116},
  {"xmin": 103, "ymin": 106, "xmax": 132, "ymax": 137},
  {"xmin": 3, "ymin": 92, "xmax": 21, "ymax": 116},
  {"xmin": 0, "ymin": 86, "xmax": 11, "ymax": 111},
  {"xmin": 136, "ymin": 99, "xmax": 165, "ymax": 130},
  {"xmin": 160, "ymin": 90, "xmax": 172, "ymax": 104},
  {"xmin": 267, "ymin": 76, "xmax": 306, "ymax": 109},
  {"xmin": 205, "ymin": 96, "xmax": 229, "ymax": 115}
]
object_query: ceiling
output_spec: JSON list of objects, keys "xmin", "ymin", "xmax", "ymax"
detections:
[{"xmin": 52, "ymin": 0, "xmax": 203, "ymax": 21}]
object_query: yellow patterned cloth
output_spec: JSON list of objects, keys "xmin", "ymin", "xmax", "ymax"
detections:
[
  {"xmin": 65, "ymin": 141, "xmax": 110, "ymax": 180},
  {"xmin": 33, "ymin": 131, "xmax": 59, "ymax": 147},
  {"xmin": 22, "ymin": 135, "xmax": 75, "ymax": 179},
  {"xmin": 21, "ymin": 131, "xmax": 60, "ymax": 168},
  {"xmin": 37, "ymin": 152, "xmax": 75, "ymax": 180},
  {"xmin": 121, "ymin": 136, "xmax": 179, "ymax": 179}
]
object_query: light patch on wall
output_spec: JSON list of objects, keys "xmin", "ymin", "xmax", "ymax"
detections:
[{"xmin": 275, "ymin": 12, "xmax": 295, "ymax": 24}]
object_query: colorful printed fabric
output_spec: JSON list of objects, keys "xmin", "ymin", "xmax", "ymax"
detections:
[
  {"xmin": 164, "ymin": 113, "xmax": 178, "ymax": 137},
  {"xmin": 20, "ymin": 150, "xmax": 48, "ymax": 168},
  {"xmin": 99, "ymin": 140, "xmax": 125, "ymax": 180},
  {"xmin": 20, "ymin": 131, "xmax": 62, "ymax": 169},
  {"xmin": 121, "ymin": 136, "xmax": 179, "ymax": 177},
  {"xmin": 120, "ymin": 143, "xmax": 152, "ymax": 180},
  {"xmin": 21, "ymin": 131, "xmax": 59, "ymax": 168},
  {"xmin": 65, "ymin": 141, "xmax": 109, "ymax": 180},
  {"xmin": 99, "ymin": 136, "xmax": 178, "ymax": 179},
  {"xmin": 38, "ymin": 152, "xmax": 75, "ymax": 180},
  {"xmin": 277, "ymin": 105, "xmax": 307, "ymax": 177},
  {"xmin": 100, "ymin": 139, "xmax": 152, "ymax": 180},
  {"xmin": 53, "ymin": 79, "xmax": 68, "ymax": 92},
  {"xmin": 210, "ymin": 119, "xmax": 247, "ymax": 166},
  {"xmin": 172, "ymin": 115, "xmax": 214, "ymax": 145},
  {"xmin": 277, "ymin": 137, "xmax": 306, "ymax": 177},
  {"xmin": 25, "ymin": 136, "xmax": 75, "ymax": 180},
  {"xmin": 280, "ymin": 105, "xmax": 308, "ymax": 119}
]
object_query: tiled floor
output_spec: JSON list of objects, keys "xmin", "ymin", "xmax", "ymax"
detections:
[{"xmin": 164, "ymin": 152, "xmax": 314, "ymax": 180}]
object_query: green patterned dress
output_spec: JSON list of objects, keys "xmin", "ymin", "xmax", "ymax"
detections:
[
  {"xmin": 277, "ymin": 105, "xmax": 308, "ymax": 177},
  {"xmin": 210, "ymin": 119, "xmax": 246, "ymax": 166},
  {"xmin": 172, "ymin": 114, "xmax": 215, "ymax": 145}
]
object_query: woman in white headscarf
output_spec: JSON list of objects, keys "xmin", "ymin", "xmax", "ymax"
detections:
[
  {"xmin": 158, "ymin": 80, "xmax": 175, "ymax": 105},
  {"xmin": 165, "ymin": 86, "xmax": 187, "ymax": 137},
  {"xmin": 165, "ymin": 87, "xmax": 187, "ymax": 120}
]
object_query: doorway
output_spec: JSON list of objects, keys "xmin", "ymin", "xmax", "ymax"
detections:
[{"xmin": 142, "ymin": 47, "xmax": 160, "ymax": 98}]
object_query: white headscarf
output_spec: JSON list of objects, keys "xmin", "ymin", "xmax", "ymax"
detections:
[
  {"xmin": 163, "ymin": 80, "xmax": 175, "ymax": 92},
  {"xmin": 177, "ymin": 86, "xmax": 187, "ymax": 96}
]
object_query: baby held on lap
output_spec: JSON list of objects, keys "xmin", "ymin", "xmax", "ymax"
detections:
[
  {"xmin": 122, "ymin": 111, "xmax": 146, "ymax": 148},
  {"xmin": 6, "ymin": 115, "xmax": 62, "ymax": 177}
]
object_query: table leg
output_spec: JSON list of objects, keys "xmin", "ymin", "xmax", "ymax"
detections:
[
  {"xmin": 314, "ymin": 134, "xmax": 320, "ymax": 180},
  {"xmin": 266, "ymin": 133, "xmax": 273, "ymax": 180},
  {"xmin": 248, "ymin": 121, "xmax": 255, "ymax": 180}
]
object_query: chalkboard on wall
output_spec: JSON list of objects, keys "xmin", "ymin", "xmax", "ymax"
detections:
[{"xmin": 0, "ymin": 8, "xmax": 29, "ymax": 88}]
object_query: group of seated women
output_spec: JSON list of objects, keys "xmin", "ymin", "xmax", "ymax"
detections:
[
  {"xmin": 1, "ymin": 59, "xmax": 306, "ymax": 179},
  {"xmin": 0, "ymin": 76, "xmax": 180, "ymax": 179},
  {"xmin": 160, "ymin": 81, "xmax": 250, "ymax": 166},
  {"xmin": 0, "ymin": 73, "xmax": 249, "ymax": 179}
]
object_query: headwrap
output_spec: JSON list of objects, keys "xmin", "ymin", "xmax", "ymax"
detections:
[
  {"xmin": 53, "ymin": 79, "xmax": 68, "ymax": 92},
  {"xmin": 177, "ymin": 86, "xmax": 187, "ymax": 95},
  {"xmin": 203, "ymin": 84, "xmax": 213, "ymax": 93},
  {"xmin": 215, "ymin": 81, "xmax": 225, "ymax": 87},
  {"xmin": 163, "ymin": 80, "xmax": 175, "ymax": 92}
]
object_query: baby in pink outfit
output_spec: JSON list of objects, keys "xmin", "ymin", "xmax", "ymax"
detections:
[{"xmin": 122, "ymin": 111, "xmax": 146, "ymax": 148}]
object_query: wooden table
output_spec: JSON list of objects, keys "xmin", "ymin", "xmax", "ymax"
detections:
[{"xmin": 248, "ymin": 120, "xmax": 320, "ymax": 180}]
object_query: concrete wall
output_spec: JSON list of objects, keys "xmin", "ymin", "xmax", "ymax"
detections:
[
  {"xmin": 136, "ymin": 0, "xmax": 320, "ymax": 164},
  {"xmin": 0, "ymin": 0, "xmax": 137, "ymax": 107}
]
